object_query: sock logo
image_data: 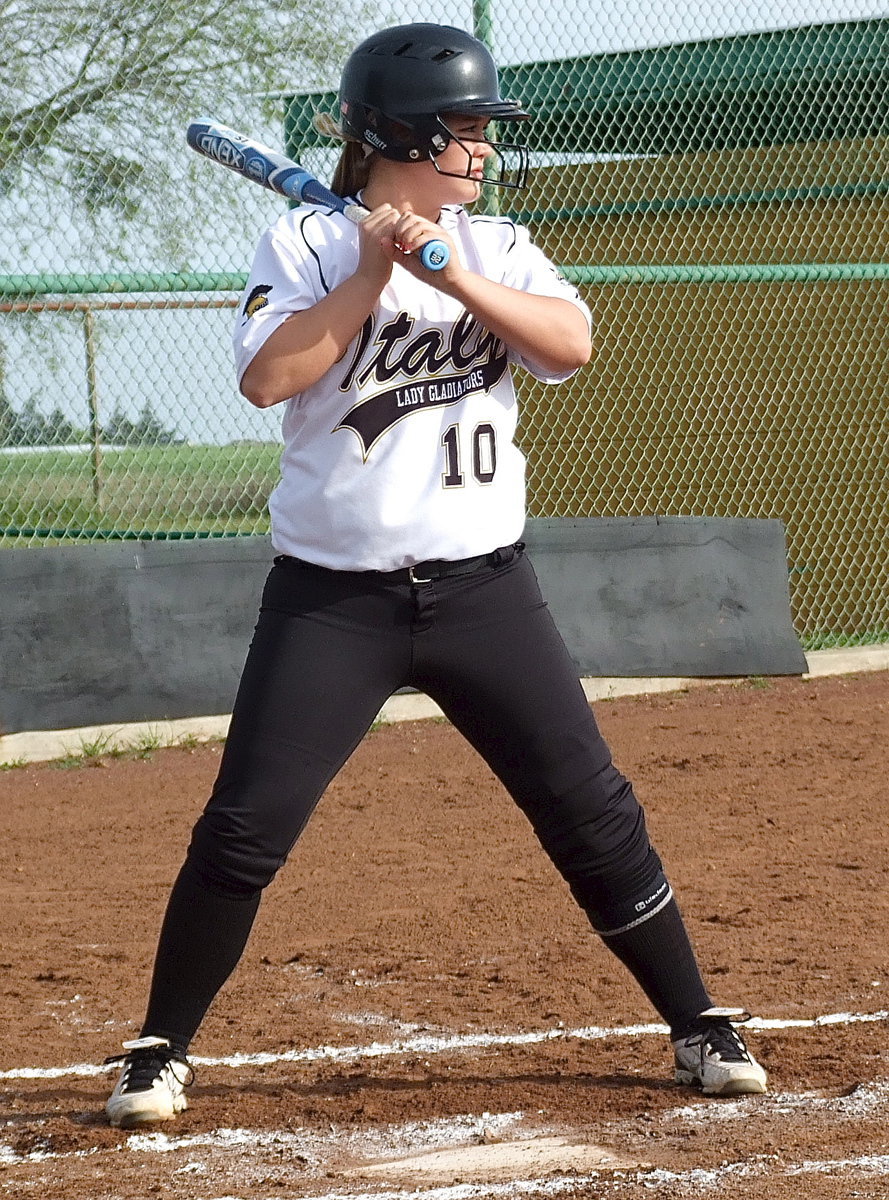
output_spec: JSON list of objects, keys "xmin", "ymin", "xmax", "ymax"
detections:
[{"xmin": 635, "ymin": 879, "xmax": 670, "ymax": 913}]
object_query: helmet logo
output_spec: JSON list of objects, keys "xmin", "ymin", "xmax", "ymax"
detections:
[{"xmin": 363, "ymin": 128, "xmax": 387, "ymax": 149}]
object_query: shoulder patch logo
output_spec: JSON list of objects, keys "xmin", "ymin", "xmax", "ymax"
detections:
[{"xmin": 243, "ymin": 284, "xmax": 272, "ymax": 319}]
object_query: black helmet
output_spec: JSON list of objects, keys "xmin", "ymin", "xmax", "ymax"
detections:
[{"xmin": 337, "ymin": 23, "xmax": 530, "ymax": 188}]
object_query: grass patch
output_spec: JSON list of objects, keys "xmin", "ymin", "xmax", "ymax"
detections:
[{"xmin": 0, "ymin": 442, "xmax": 280, "ymax": 544}]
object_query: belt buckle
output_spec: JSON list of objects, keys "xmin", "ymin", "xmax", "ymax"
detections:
[{"xmin": 408, "ymin": 564, "xmax": 433, "ymax": 584}]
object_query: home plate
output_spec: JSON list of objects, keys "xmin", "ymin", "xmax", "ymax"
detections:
[{"xmin": 343, "ymin": 1136, "xmax": 645, "ymax": 1183}]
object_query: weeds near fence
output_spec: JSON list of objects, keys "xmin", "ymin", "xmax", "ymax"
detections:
[{"xmin": 48, "ymin": 728, "xmax": 225, "ymax": 769}]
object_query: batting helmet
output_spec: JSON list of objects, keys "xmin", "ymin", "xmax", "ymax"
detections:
[{"xmin": 337, "ymin": 23, "xmax": 531, "ymax": 188}]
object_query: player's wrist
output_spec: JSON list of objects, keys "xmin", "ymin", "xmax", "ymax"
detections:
[
  {"xmin": 346, "ymin": 263, "xmax": 392, "ymax": 301},
  {"xmin": 432, "ymin": 260, "xmax": 476, "ymax": 301}
]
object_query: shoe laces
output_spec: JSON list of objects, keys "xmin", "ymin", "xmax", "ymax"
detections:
[
  {"xmin": 105, "ymin": 1044, "xmax": 194, "ymax": 1094},
  {"xmin": 681, "ymin": 1017, "xmax": 751, "ymax": 1064}
]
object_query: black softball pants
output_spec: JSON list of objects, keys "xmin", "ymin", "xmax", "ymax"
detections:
[{"xmin": 142, "ymin": 549, "xmax": 711, "ymax": 1048}]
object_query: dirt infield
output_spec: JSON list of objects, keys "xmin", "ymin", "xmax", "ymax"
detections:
[{"xmin": 1, "ymin": 669, "xmax": 887, "ymax": 1199}]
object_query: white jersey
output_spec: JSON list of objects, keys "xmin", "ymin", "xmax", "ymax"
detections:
[{"xmin": 233, "ymin": 201, "xmax": 591, "ymax": 571}]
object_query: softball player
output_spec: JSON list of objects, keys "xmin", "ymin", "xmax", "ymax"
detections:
[{"xmin": 106, "ymin": 23, "xmax": 766, "ymax": 1127}]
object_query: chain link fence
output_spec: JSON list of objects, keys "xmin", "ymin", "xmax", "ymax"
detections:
[{"xmin": 1, "ymin": 4, "xmax": 886, "ymax": 645}]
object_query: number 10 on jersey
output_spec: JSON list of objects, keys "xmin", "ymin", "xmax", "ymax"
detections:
[{"xmin": 441, "ymin": 423, "xmax": 497, "ymax": 488}]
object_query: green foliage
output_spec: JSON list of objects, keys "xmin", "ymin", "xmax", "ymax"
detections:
[
  {"xmin": 0, "ymin": 397, "xmax": 14, "ymax": 445},
  {"xmin": 1, "ymin": 397, "xmax": 83, "ymax": 448},
  {"xmin": 103, "ymin": 402, "xmax": 179, "ymax": 447},
  {"xmin": 0, "ymin": 397, "xmax": 177, "ymax": 448},
  {"xmin": 0, "ymin": 0, "xmax": 367, "ymax": 245}
]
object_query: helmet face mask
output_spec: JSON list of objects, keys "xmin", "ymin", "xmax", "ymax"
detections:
[
  {"xmin": 430, "ymin": 119, "xmax": 529, "ymax": 190},
  {"xmin": 337, "ymin": 23, "xmax": 531, "ymax": 190}
]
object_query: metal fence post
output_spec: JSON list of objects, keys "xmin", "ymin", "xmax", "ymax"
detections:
[{"xmin": 82, "ymin": 306, "xmax": 103, "ymax": 506}]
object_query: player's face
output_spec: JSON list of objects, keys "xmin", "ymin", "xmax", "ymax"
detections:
[{"xmin": 432, "ymin": 115, "xmax": 496, "ymax": 202}]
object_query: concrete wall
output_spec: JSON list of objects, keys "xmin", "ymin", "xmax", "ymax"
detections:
[{"xmin": 0, "ymin": 516, "xmax": 805, "ymax": 735}]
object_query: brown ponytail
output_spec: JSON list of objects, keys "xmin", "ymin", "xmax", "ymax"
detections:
[{"xmin": 330, "ymin": 141, "xmax": 374, "ymax": 198}]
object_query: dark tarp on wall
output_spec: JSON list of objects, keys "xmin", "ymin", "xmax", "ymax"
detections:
[{"xmin": 0, "ymin": 516, "xmax": 805, "ymax": 735}]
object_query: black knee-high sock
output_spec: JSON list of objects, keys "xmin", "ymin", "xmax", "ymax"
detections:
[
  {"xmin": 601, "ymin": 897, "xmax": 712, "ymax": 1036},
  {"xmin": 140, "ymin": 859, "xmax": 261, "ymax": 1053}
]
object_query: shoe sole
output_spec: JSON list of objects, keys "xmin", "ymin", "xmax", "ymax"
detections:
[
  {"xmin": 675, "ymin": 1068, "xmax": 767, "ymax": 1095},
  {"xmin": 106, "ymin": 1096, "xmax": 188, "ymax": 1128}
]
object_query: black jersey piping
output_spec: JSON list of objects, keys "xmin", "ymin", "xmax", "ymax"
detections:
[
  {"xmin": 467, "ymin": 213, "xmax": 518, "ymax": 253},
  {"xmin": 296, "ymin": 210, "xmax": 331, "ymax": 295},
  {"xmin": 297, "ymin": 199, "xmax": 364, "ymax": 296}
]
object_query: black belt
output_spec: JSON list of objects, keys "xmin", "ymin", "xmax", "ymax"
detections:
[
  {"xmin": 377, "ymin": 541, "xmax": 524, "ymax": 584},
  {"xmin": 275, "ymin": 542, "xmax": 523, "ymax": 583}
]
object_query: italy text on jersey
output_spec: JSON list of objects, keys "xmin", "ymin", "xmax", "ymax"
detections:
[{"xmin": 335, "ymin": 310, "xmax": 508, "ymax": 459}]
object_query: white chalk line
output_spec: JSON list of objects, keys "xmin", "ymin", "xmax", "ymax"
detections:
[
  {"xmin": 5, "ymin": 1132, "xmax": 889, "ymax": 1197},
  {"xmin": 8, "ymin": 1152, "xmax": 883, "ymax": 1199},
  {"xmin": 125, "ymin": 1110, "xmax": 528, "ymax": 1165},
  {"xmin": 3, "ymin": 1097, "xmax": 889, "ymax": 1194},
  {"xmin": 1, "ymin": 1008, "xmax": 885, "ymax": 1081},
  {"xmin": 0, "ymin": 1111, "xmax": 533, "ymax": 1171},
  {"xmin": 662, "ymin": 1079, "xmax": 889, "ymax": 1124},
  {"xmin": 191, "ymin": 1154, "xmax": 889, "ymax": 1199}
]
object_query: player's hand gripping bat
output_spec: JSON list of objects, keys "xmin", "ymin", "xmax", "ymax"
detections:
[{"xmin": 185, "ymin": 119, "xmax": 450, "ymax": 271}]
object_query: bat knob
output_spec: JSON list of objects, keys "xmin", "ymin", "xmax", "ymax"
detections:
[{"xmin": 419, "ymin": 240, "xmax": 449, "ymax": 271}]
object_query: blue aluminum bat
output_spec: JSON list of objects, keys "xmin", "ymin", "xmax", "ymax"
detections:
[{"xmin": 186, "ymin": 118, "xmax": 450, "ymax": 271}]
